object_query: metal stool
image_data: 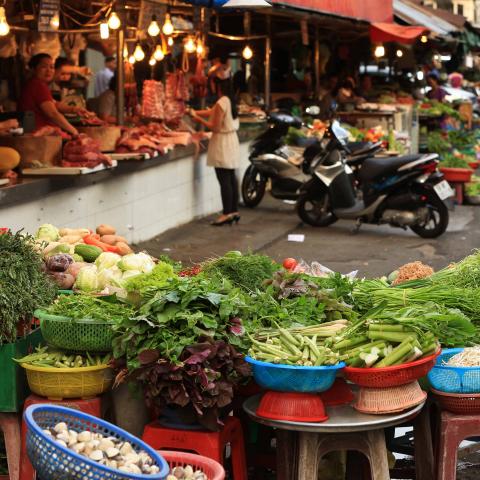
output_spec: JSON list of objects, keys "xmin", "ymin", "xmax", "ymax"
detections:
[{"xmin": 20, "ymin": 395, "xmax": 102, "ymax": 480}]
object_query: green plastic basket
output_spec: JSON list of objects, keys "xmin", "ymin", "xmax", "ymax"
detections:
[{"xmin": 35, "ymin": 310, "xmax": 114, "ymax": 353}]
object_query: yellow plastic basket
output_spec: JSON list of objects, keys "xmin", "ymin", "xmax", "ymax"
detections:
[{"xmin": 21, "ymin": 363, "xmax": 113, "ymax": 401}]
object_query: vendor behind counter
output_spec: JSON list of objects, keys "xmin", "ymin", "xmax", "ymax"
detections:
[{"xmin": 18, "ymin": 53, "xmax": 79, "ymax": 136}]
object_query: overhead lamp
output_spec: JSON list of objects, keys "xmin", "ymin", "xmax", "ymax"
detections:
[
  {"xmin": 374, "ymin": 45, "xmax": 385, "ymax": 58},
  {"xmin": 196, "ymin": 40, "xmax": 204, "ymax": 56},
  {"xmin": 100, "ymin": 22, "xmax": 110, "ymax": 40},
  {"xmin": 148, "ymin": 15, "xmax": 160, "ymax": 37},
  {"xmin": 128, "ymin": 55, "xmax": 136, "ymax": 65},
  {"xmin": 417, "ymin": 70, "xmax": 424, "ymax": 81},
  {"xmin": 123, "ymin": 45, "xmax": 129, "ymax": 58},
  {"xmin": 242, "ymin": 45, "xmax": 253, "ymax": 60},
  {"xmin": 0, "ymin": 7, "xmax": 10, "ymax": 36},
  {"xmin": 153, "ymin": 45, "xmax": 165, "ymax": 61},
  {"xmin": 162, "ymin": 13, "xmax": 174, "ymax": 36},
  {"xmin": 149, "ymin": 57, "xmax": 157, "ymax": 66},
  {"xmin": 167, "ymin": 36, "xmax": 174, "ymax": 47},
  {"xmin": 50, "ymin": 13, "xmax": 60, "ymax": 29},
  {"xmin": 134, "ymin": 43, "xmax": 145, "ymax": 62},
  {"xmin": 396, "ymin": 49, "xmax": 403, "ymax": 58},
  {"xmin": 222, "ymin": 0, "xmax": 271, "ymax": 6},
  {"xmin": 185, "ymin": 37, "xmax": 196, "ymax": 53},
  {"xmin": 108, "ymin": 11, "xmax": 121, "ymax": 30},
  {"xmin": 420, "ymin": 35, "xmax": 428, "ymax": 44}
]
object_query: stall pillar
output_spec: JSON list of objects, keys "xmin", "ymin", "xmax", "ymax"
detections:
[
  {"xmin": 265, "ymin": 15, "xmax": 271, "ymax": 111},
  {"xmin": 116, "ymin": 0, "xmax": 126, "ymax": 125},
  {"xmin": 314, "ymin": 26, "xmax": 320, "ymax": 99}
]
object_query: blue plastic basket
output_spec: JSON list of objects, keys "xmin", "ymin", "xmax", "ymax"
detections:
[
  {"xmin": 245, "ymin": 356, "xmax": 345, "ymax": 393},
  {"xmin": 427, "ymin": 348, "xmax": 480, "ymax": 394},
  {"xmin": 25, "ymin": 404, "xmax": 169, "ymax": 480}
]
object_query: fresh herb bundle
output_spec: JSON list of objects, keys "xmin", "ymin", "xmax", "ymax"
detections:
[
  {"xmin": 45, "ymin": 294, "xmax": 134, "ymax": 324},
  {"xmin": 201, "ymin": 252, "xmax": 279, "ymax": 292},
  {"xmin": 0, "ymin": 230, "xmax": 57, "ymax": 344}
]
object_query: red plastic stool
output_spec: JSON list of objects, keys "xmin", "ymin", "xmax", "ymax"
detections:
[
  {"xmin": 436, "ymin": 410, "xmax": 480, "ymax": 480},
  {"xmin": 0, "ymin": 413, "xmax": 21, "ymax": 480},
  {"xmin": 142, "ymin": 416, "xmax": 247, "ymax": 480},
  {"xmin": 20, "ymin": 395, "xmax": 102, "ymax": 480}
]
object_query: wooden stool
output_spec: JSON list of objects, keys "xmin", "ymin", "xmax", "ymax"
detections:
[
  {"xmin": 297, "ymin": 430, "xmax": 389, "ymax": 480},
  {"xmin": 436, "ymin": 410, "xmax": 480, "ymax": 480},
  {"xmin": 143, "ymin": 416, "xmax": 247, "ymax": 480},
  {"xmin": 0, "ymin": 413, "xmax": 21, "ymax": 480},
  {"xmin": 20, "ymin": 395, "xmax": 102, "ymax": 480}
]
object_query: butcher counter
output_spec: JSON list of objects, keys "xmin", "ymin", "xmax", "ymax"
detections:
[{"xmin": 0, "ymin": 127, "xmax": 259, "ymax": 243}]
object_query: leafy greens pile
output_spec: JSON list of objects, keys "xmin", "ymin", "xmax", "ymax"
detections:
[{"xmin": 0, "ymin": 230, "xmax": 57, "ymax": 344}]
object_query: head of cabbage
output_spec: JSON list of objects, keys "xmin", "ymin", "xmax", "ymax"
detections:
[
  {"xmin": 35, "ymin": 224, "xmax": 59, "ymax": 242},
  {"xmin": 117, "ymin": 253, "xmax": 155, "ymax": 273}
]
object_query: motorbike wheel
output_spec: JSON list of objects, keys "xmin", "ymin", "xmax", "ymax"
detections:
[
  {"xmin": 242, "ymin": 165, "xmax": 267, "ymax": 208},
  {"xmin": 296, "ymin": 193, "xmax": 337, "ymax": 227},
  {"xmin": 410, "ymin": 193, "xmax": 449, "ymax": 238}
]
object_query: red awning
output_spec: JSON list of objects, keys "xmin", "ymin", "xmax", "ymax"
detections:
[
  {"xmin": 272, "ymin": 0, "xmax": 393, "ymax": 23},
  {"xmin": 370, "ymin": 23, "xmax": 429, "ymax": 44}
]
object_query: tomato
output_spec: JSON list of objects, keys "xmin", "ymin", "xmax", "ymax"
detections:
[
  {"xmin": 0, "ymin": 228, "xmax": 9, "ymax": 235},
  {"xmin": 283, "ymin": 258, "xmax": 298, "ymax": 270}
]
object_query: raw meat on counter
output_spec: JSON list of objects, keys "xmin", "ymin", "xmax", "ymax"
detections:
[
  {"xmin": 62, "ymin": 134, "xmax": 112, "ymax": 168},
  {"xmin": 33, "ymin": 125, "xmax": 71, "ymax": 140}
]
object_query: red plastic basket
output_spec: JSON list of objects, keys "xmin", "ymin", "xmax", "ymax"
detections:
[
  {"xmin": 439, "ymin": 167, "xmax": 473, "ymax": 183},
  {"xmin": 256, "ymin": 391, "xmax": 328, "ymax": 423},
  {"xmin": 320, "ymin": 378, "xmax": 354, "ymax": 406},
  {"xmin": 159, "ymin": 450, "xmax": 225, "ymax": 480},
  {"xmin": 344, "ymin": 351, "xmax": 440, "ymax": 388},
  {"xmin": 432, "ymin": 389, "xmax": 480, "ymax": 415}
]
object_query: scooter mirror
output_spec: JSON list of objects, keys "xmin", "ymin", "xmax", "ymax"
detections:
[{"xmin": 305, "ymin": 105, "xmax": 321, "ymax": 116}]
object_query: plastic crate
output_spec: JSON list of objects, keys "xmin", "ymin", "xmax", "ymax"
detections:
[
  {"xmin": 36, "ymin": 310, "xmax": 114, "ymax": 353},
  {"xmin": 245, "ymin": 357, "xmax": 345, "ymax": 393},
  {"xmin": 0, "ymin": 328, "xmax": 43, "ymax": 412},
  {"xmin": 25, "ymin": 404, "xmax": 169, "ymax": 480},
  {"xmin": 428, "ymin": 348, "xmax": 480, "ymax": 393}
]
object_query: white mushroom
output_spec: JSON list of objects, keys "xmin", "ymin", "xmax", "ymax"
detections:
[
  {"xmin": 124, "ymin": 452, "xmax": 140, "ymax": 465},
  {"xmin": 89, "ymin": 450, "xmax": 104, "ymax": 462},
  {"xmin": 56, "ymin": 431, "xmax": 70, "ymax": 443},
  {"xmin": 77, "ymin": 431, "xmax": 92, "ymax": 443},
  {"xmin": 54, "ymin": 422, "xmax": 68, "ymax": 433},
  {"xmin": 119, "ymin": 442, "xmax": 133, "ymax": 456},
  {"xmin": 72, "ymin": 442, "xmax": 85, "ymax": 454},
  {"xmin": 106, "ymin": 447, "xmax": 120, "ymax": 459}
]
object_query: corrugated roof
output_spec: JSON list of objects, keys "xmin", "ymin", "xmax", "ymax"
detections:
[
  {"xmin": 408, "ymin": 0, "xmax": 467, "ymax": 28},
  {"xmin": 393, "ymin": 0, "xmax": 460, "ymax": 35}
]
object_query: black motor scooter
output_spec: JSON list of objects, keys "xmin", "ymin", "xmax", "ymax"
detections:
[
  {"xmin": 297, "ymin": 118, "xmax": 453, "ymax": 238},
  {"xmin": 241, "ymin": 111, "xmax": 382, "ymax": 208}
]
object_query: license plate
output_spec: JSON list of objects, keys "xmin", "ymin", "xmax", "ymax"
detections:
[{"xmin": 434, "ymin": 180, "xmax": 454, "ymax": 200}]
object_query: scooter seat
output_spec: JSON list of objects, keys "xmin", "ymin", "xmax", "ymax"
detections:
[
  {"xmin": 348, "ymin": 141, "xmax": 381, "ymax": 157},
  {"xmin": 359, "ymin": 154, "xmax": 424, "ymax": 182}
]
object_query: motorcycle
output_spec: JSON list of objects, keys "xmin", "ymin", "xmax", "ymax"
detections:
[
  {"xmin": 241, "ymin": 111, "xmax": 382, "ymax": 208},
  {"xmin": 296, "ymin": 119, "xmax": 453, "ymax": 238}
]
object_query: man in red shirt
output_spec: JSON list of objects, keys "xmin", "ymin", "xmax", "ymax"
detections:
[{"xmin": 18, "ymin": 54, "xmax": 78, "ymax": 136}]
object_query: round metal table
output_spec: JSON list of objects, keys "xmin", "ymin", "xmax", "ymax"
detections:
[{"xmin": 243, "ymin": 394, "xmax": 426, "ymax": 480}]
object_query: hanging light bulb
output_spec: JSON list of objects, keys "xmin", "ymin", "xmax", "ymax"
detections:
[
  {"xmin": 0, "ymin": 7, "xmax": 10, "ymax": 36},
  {"xmin": 100, "ymin": 22, "xmax": 110, "ymax": 40},
  {"xmin": 374, "ymin": 45, "xmax": 385, "ymax": 58},
  {"xmin": 149, "ymin": 57, "xmax": 157, "ymax": 66},
  {"xmin": 162, "ymin": 13, "xmax": 174, "ymax": 36},
  {"xmin": 123, "ymin": 45, "xmax": 129, "ymax": 58},
  {"xmin": 148, "ymin": 15, "xmax": 160, "ymax": 37},
  {"xmin": 50, "ymin": 13, "xmax": 60, "ymax": 29},
  {"xmin": 185, "ymin": 37, "xmax": 196, "ymax": 54},
  {"xmin": 396, "ymin": 49, "xmax": 403, "ymax": 58},
  {"xmin": 108, "ymin": 11, "xmax": 121, "ymax": 30},
  {"xmin": 167, "ymin": 36, "xmax": 174, "ymax": 47},
  {"xmin": 420, "ymin": 35, "xmax": 428, "ymax": 44},
  {"xmin": 242, "ymin": 45, "xmax": 253, "ymax": 60},
  {"xmin": 153, "ymin": 45, "xmax": 165, "ymax": 61},
  {"xmin": 128, "ymin": 55, "xmax": 136, "ymax": 65},
  {"xmin": 196, "ymin": 40, "xmax": 204, "ymax": 56},
  {"xmin": 134, "ymin": 43, "xmax": 145, "ymax": 62}
]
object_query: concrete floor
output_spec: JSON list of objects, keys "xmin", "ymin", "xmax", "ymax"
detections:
[
  {"xmin": 137, "ymin": 195, "xmax": 480, "ymax": 478},
  {"xmin": 138, "ymin": 195, "xmax": 480, "ymax": 277}
]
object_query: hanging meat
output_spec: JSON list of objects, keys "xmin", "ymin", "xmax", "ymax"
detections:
[
  {"xmin": 190, "ymin": 56, "xmax": 208, "ymax": 99},
  {"xmin": 164, "ymin": 72, "xmax": 189, "ymax": 126},
  {"xmin": 141, "ymin": 80, "xmax": 165, "ymax": 120}
]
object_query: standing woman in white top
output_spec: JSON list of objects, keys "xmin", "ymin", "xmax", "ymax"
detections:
[{"xmin": 189, "ymin": 65, "xmax": 241, "ymax": 226}]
